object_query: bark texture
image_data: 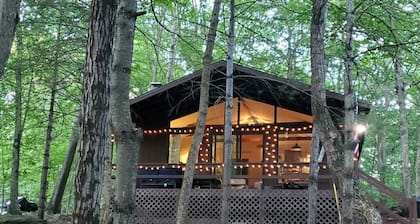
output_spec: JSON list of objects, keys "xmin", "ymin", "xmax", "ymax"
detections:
[
  {"xmin": 0, "ymin": 0, "xmax": 21, "ymax": 77},
  {"xmin": 110, "ymin": 0, "xmax": 142, "ymax": 223},
  {"xmin": 166, "ymin": 4, "xmax": 178, "ymax": 83},
  {"xmin": 307, "ymin": 128, "xmax": 319, "ymax": 224},
  {"xmin": 175, "ymin": 1, "xmax": 221, "ymax": 223},
  {"xmin": 47, "ymin": 112, "xmax": 80, "ymax": 214},
  {"xmin": 416, "ymin": 112, "xmax": 420, "ymax": 195},
  {"xmin": 310, "ymin": 0, "xmax": 343, "ymax": 176},
  {"xmin": 151, "ymin": 7, "xmax": 165, "ymax": 83},
  {"xmin": 342, "ymin": 0, "xmax": 356, "ymax": 222},
  {"xmin": 286, "ymin": 25, "xmax": 295, "ymax": 79},
  {"xmin": 8, "ymin": 29, "xmax": 23, "ymax": 216},
  {"xmin": 73, "ymin": 1, "xmax": 116, "ymax": 223},
  {"xmin": 394, "ymin": 56, "xmax": 410, "ymax": 196},
  {"xmin": 100, "ymin": 133, "xmax": 113, "ymax": 224},
  {"xmin": 38, "ymin": 73, "xmax": 57, "ymax": 219},
  {"xmin": 221, "ymin": 1, "xmax": 235, "ymax": 223},
  {"xmin": 38, "ymin": 16, "xmax": 62, "ymax": 219},
  {"xmin": 311, "ymin": 1, "xmax": 360, "ymax": 223}
]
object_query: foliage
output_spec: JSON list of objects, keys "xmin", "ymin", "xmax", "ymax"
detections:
[
  {"xmin": 0, "ymin": 0, "xmax": 418, "ymax": 211},
  {"xmin": 0, "ymin": 0, "xmax": 86, "ymax": 204}
]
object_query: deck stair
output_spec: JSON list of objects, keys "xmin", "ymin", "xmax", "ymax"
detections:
[{"xmin": 356, "ymin": 168, "xmax": 418, "ymax": 224}]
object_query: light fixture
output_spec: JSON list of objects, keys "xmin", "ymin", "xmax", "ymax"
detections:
[
  {"xmin": 355, "ymin": 123, "xmax": 367, "ymax": 135},
  {"xmin": 290, "ymin": 143, "xmax": 302, "ymax": 152}
]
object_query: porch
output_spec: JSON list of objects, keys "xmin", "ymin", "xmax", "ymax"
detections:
[
  {"xmin": 135, "ymin": 161, "xmax": 332, "ymax": 190},
  {"xmin": 129, "ymin": 188, "xmax": 337, "ymax": 224},
  {"xmin": 128, "ymin": 166, "xmax": 418, "ymax": 224}
]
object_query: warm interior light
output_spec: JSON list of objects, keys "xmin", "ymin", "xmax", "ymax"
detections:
[{"xmin": 290, "ymin": 143, "xmax": 302, "ymax": 152}]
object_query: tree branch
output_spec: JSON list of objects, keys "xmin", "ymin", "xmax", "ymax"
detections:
[{"xmin": 356, "ymin": 40, "xmax": 420, "ymax": 58}]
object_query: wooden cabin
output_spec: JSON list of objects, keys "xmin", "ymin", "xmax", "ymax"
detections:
[
  {"xmin": 127, "ymin": 62, "xmax": 419, "ymax": 224},
  {"xmin": 129, "ymin": 61, "xmax": 370, "ymax": 189}
]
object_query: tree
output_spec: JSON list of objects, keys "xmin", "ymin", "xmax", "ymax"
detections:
[
  {"xmin": 310, "ymin": 1, "xmax": 359, "ymax": 223},
  {"xmin": 110, "ymin": 0, "xmax": 143, "ymax": 223},
  {"xmin": 166, "ymin": 3, "xmax": 179, "ymax": 83},
  {"xmin": 38, "ymin": 9, "xmax": 64, "ymax": 218},
  {"xmin": 151, "ymin": 7, "xmax": 165, "ymax": 84},
  {"xmin": 47, "ymin": 111, "xmax": 80, "ymax": 214},
  {"xmin": 175, "ymin": 1, "xmax": 221, "ymax": 223},
  {"xmin": 416, "ymin": 96, "xmax": 420, "ymax": 195},
  {"xmin": 0, "ymin": 0, "xmax": 21, "ymax": 78},
  {"xmin": 394, "ymin": 55, "xmax": 410, "ymax": 196},
  {"xmin": 73, "ymin": 0, "xmax": 116, "ymax": 223},
  {"xmin": 342, "ymin": 0, "xmax": 356, "ymax": 221},
  {"xmin": 221, "ymin": 1, "xmax": 235, "ymax": 223},
  {"xmin": 8, "ymin": 27, "xmax": 24, "ymax": 216},
  {"xmin": 307, "ymin": 129, "xmax": 320, "ymax": 224}
]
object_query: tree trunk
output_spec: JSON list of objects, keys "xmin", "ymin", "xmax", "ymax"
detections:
[
  {"xmin": 8, "ymin": 28, "xmax": 23, "ymax": 216},
  {"xmin": 221, "ymin": 1, "xmax": 235, "ymax": 223},
  {"xmin": 100, "ymin": 132, "xmax": 113, "ymax": 224},
  {"xmin": 377, "ymin": 128, "xmax": 387, "ymax": 201},
  {"xmin": 73, "ymin": 1, "xmax": 115, "ymax": 223},
  {"xmin": 152, "ymin": 7, "xmax": 165, "ymax": 83},
  {"xmin": 0, "ymin": 0, "xmax": 21, "ymax": 77},
  {"xmin": 38, "ymin": 77, "xmax": 56, "ymax": 219},
  {"xmin": 47, "ymin": 112, "xmax": 80, "ymax": 214},
  {"xmin": 342, "ymin": 0, "xmax": 355, "ymax": 222},
  {"xmin": 394, "ymin": 56, "xmax": 410, "ymax": 196},
  {"xmin": 166, "ymin": 3, "xmax": 179, "ymax": 83},
  {"xmin": 307, "ymin": 128, "xmax": 320, "ymax": 224},
  {"xmin": 286, "ymin": 25, "xmax": 295, "ymax": 79},
  {"xmin": 310, "ymin": 0, "xmax": 343, "ymax": 175},
  {"xmin": 175, "ymin": 1, "xmax": 221, "ymax": 223},
  {"xmin": 110, "ymin": 0, "xmax": 142, "ymax": 223},
  {"xmin": 416, "ymin": 104, "xmax": 420, "ymax": 195},
  {"xmin": 38, "ymin": 14, "xmax": 62, "ymax": 219}
]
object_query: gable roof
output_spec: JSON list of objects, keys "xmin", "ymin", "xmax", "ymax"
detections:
[{"xmin": 129, "ymin": 61, "xmax": 370, "ymax": 127}]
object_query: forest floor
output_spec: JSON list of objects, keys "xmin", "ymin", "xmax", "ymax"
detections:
[
  {"xmin": 0, "ymin": 212, "xmax": 71, "ymax": 224},
  {"xmin": 44, "ymin": 214, "xmax": 71, "ymax": 224}
]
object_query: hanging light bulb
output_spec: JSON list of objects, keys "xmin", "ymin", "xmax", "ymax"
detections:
[{"xmin": 290, "ymin": 143, "xmax": 302, "ymax": 152}]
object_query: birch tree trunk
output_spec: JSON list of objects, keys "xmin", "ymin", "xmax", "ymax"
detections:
[
  {"xmin": 175, "ymin": 1, "xmax": 221, "ymax": 223},
  {"xmin": 47, "ymin": 112, "xmax": 80, "ymax": 214},
  {"xmin": 110, "ymin": 0, "xmax": 143, "ymax": 223},
  {"xmin": 73, "ymin": 1, "xmax": 115, "ymax": 223},
  {"xmin": 221, "ymin": 1, "xmax": 235, "ymax": 223},
  {"xmin": 307, "ymin": 128, "xmax": 319, "ymax": 224},
  {"xmin": 0, "ymin": 0, "xmax": 21, "ymax": 77},
  {"xmin": 394, "ymin": 56, "xmax": 410, "ymax": 196}
]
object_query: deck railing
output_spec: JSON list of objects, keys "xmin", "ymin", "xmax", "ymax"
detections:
[
  {"xmin": 356, "ymin": 168, "xmax": 418, "ymax": 224},
  {"xmin": 135, "ymin": 162, "xmax": 332, "ymax": 189}
]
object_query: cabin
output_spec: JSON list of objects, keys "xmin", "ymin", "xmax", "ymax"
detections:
[
  {"xmin": 130, "ymin": 61, "xmax": 370, "ymax": 189},
  {"xmin": 127, "ymin": 61, "xmax": 417, "ymax": 224}
]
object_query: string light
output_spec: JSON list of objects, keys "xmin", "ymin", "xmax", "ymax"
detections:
[
  {"xmin": 142, "ymin": 123, "xmax": 313, "ymax": 135},
  {"xmin": 133, "ymin": 123, "xmax": 330, "ymax": 181}
]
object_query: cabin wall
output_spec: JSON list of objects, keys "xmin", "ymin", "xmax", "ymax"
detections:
[
  {"xmin": 138, "ymin": 113, "xmax": 170, "ymax": 163},
  {"xmin": 139, "ymin": 134, "xmax": 169, "ymax": 163}
]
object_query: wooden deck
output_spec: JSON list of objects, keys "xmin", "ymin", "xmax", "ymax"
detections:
[{"xmin": 129, "ymin": 188, "xmax": 337, "ymax": 224}]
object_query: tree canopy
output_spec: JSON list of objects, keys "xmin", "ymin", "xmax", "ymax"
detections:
[{"xmin": 0, "ymin": 0, "xmax": 418, "ymax": 217}]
